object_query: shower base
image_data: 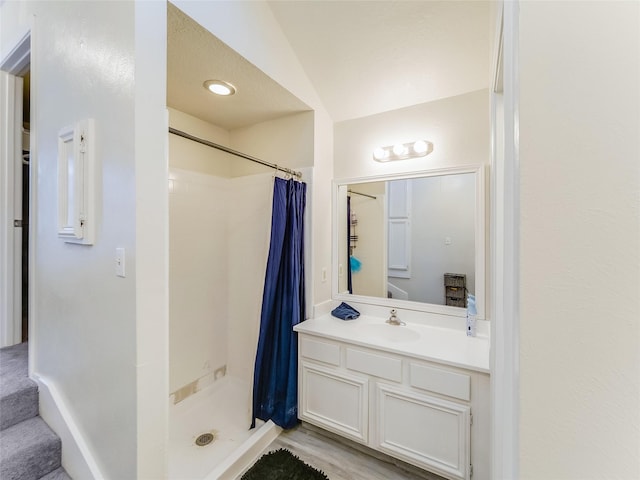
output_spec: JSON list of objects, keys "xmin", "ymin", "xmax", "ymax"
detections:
[{"xmin": 169, "ymin": 375, "xmax": 280, "ymax": 479}]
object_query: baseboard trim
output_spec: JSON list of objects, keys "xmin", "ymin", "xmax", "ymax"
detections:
[{"xmin": 33, "ymin": 373, "xmax": 104, "ymax": 479}]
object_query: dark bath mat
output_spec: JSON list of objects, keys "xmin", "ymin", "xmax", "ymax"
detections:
[{"xmin": 241, "ymin": 448, "xmax": 329, "ymax": 480}]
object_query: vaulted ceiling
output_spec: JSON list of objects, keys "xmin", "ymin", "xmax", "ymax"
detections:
[{"xmin": 167, "ymin": 1, "xmax": 491, "ymax": 130}]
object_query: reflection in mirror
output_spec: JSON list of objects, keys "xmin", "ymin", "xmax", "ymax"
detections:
[{"xmin": 335, "ymin": 167, "xmax": 484, "ymax": 317}]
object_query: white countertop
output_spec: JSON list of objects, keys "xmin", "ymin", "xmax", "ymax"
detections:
[{"xmin": 294, "ymin": 314, "xmax": 490, "ymax": 374}]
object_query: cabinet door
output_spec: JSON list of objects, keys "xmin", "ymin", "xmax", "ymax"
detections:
[
  {"xmin": 376, "ymin": 384, "xmax": 471, "ymax": 480},
  {"xmin": 300, "ymin": 362, "xmax": 368, "ymax": 443}
]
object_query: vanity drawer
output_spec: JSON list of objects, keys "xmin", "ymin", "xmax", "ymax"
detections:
[
  {"xmin": 346, "ymin": 348, "xmax": 402, "ymax": 382},
  {"xmin": 410, "ymin": 363, "xmax": 470, "ymax": 401},
  {"xmin": 300, "ymin": 337, "xmax": 340, "ymax": 366}
]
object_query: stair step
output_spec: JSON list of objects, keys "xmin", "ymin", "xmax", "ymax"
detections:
[
  {"xmin": 0, "ymin": 382, "xmax": 39, "ymax": 431},
  {"xmin": 39, "ymin": 466, "xmax": 72, "ymax": 480},
  {"xmin": 0, "ymin": 342, "xmax": 39, "ymax": 430},
  {"xmin": 0, "ymin": 416, "xmax": 62, "ymax": 480}
]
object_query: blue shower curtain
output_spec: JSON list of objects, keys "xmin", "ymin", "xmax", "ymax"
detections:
[
  {"xmin": 251, "ymin": 177, "xmax": 306, "ymax": 430},
  {"xmin": 347, "ymin": 195, "xmax": 353, "ymax": 293}
]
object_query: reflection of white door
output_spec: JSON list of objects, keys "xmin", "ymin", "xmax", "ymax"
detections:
[{"xmin": 388, "ymin": 179, "xmax": 411, "ymax": 279}]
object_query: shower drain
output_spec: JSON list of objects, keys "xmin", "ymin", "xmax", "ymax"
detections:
[{"xmin": 195, "ymin": 432, "xmax": 216, "ymax": 447}]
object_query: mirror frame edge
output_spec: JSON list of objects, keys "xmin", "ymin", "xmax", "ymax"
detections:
[{"xmin": 331, "ymin": 164, "xmax": 487, "ymax": 319}]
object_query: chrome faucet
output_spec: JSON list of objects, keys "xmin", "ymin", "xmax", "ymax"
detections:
[{"xmin": 387, "ymin": 309, "xmax": 405, "ymax": 326}]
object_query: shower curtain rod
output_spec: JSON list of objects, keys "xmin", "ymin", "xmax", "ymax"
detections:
[
  {"xmin": 169, "ymin": 127, "xmax": 302, "ymax": 179},
  {"xmin": 348, "ymin": 189, "xmax": 377, "ymax": 200}
]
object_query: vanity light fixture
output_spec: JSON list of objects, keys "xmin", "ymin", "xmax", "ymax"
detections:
[
  {"xmin": 373, "ymin": 140, "xmax": 433, "ymax": 162},
  {"xmin": 203, "ymin": 79, "xmax": 237, "ymax": 96}
]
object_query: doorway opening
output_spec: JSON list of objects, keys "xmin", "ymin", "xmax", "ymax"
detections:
[
  {"xmin": 0, "ymin": 30, "xmax": 31, "ymax": 348},
  {"xmin": 21, "ymin": 70, "xmax": 30, "ymax": 342}
]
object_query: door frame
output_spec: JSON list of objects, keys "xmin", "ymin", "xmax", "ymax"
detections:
[
  {"xmin": 0, "ymin": 29, "xmax": 31, "ymax": 348},
  {"xmin": 490, "ymin": 1, "xmax": 520, "ymax": 479}
]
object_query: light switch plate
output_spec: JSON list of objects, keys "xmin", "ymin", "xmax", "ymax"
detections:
[{"xmin": 115, "ymin": 248, "xmax": 125, "ymax": 277}]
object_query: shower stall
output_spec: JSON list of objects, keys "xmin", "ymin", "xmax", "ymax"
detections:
[
  {"xmin": 168, "ymin": 162, "xmax": 275, "ymax": 479},
  {"xmin": 166, "ymin": 5, "xmax": 313, "ymax": 475},
  {"xmin": 166, "ymin": 110, "xmax": 312, "ymax": 480}
]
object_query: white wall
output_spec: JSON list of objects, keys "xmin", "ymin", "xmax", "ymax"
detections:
[
  {"xmin": 334, "ymin": 89, "xmax": 490, "ymax": 180},
  {"xmin": 519, "ymin": 2, "xmax": 640, "ymax": 478},
  {"xmin": 134, "ymin": 3, "xmax": 169, "ymax": 477},
  {"xmin": 0, "ymin": 2, "xmax": 170, "ymax": 477},
  {"xmin": 33, "ymin": 3, "xmax": 138, "ymax": 477},
  {"xmin": 169, "ymin": 107, "xmax": 231, "ymax": 176},
  {"xmin": 1, "ymin": 2, "xmax": 137, "ymax": 478},
  {"xmin": 0, "ymin": 1, "xmax": 28, "ymax": 57},
  {"xmin": 230, "ymin": 111, "xmax": 314, "ymax": 176}
]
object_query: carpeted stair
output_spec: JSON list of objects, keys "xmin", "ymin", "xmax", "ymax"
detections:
[{"xmin": 0, "ymin": 342, "xmax": 71, "ymax": 480}]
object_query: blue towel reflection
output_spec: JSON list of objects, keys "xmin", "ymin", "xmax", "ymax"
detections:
[{"xmin": 350, "ymin": 255, "xmax": 362, "ymax": 273}]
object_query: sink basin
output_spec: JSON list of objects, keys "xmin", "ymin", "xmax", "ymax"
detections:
[{"xmin": 358, "ymin": 324, "xmax": 420, "ymax": 343}]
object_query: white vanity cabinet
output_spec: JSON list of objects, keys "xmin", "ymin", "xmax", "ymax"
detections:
[{"xmin": 297, "ymin": 333, "xmax": 490, "ymax": 480}]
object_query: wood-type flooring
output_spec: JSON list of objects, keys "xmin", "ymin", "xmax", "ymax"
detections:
[{"xmin": 245, "ymin": 422, "xmax": 447, "ymax": 480}]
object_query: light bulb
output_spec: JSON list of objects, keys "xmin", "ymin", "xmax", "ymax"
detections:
[
  {"xmin": 392, "ymin": 143, "xmax": 407, "ymax": 156},
  {"xmin": 373, "ymin": 147, "xmax": 388, "ymax": 161},
  {"xmin": 413, "ymin": 140, "xmax": 428, "ymax": 154}
]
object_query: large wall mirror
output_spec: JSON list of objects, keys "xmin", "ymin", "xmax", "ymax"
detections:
[{"xmin": 333, "ymin": 165, "xmax": 486, "ymax": 319}]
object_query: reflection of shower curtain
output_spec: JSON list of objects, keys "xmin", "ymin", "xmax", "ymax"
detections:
[
  {"xmin": 347, "ymin": 196, "xmax": 353, "ymax": 293},
  {"xmin": 251, "ymin": 177, "xmax": 306, "ymax": 430}
]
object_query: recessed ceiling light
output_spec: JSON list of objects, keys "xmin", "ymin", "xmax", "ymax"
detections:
[{"xmin": 203, "ymin": 80, "xmax": 236, "ymax": 96}]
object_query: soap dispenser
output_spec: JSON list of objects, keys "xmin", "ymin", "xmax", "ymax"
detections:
[{"xmin": 466, "ymin": 294, "xmax": 477, "ymax": 337}]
